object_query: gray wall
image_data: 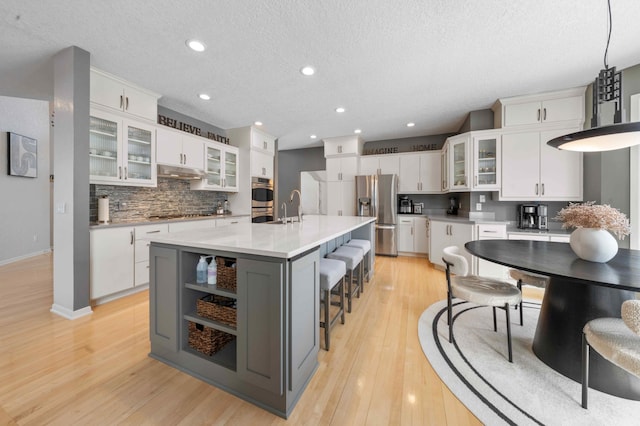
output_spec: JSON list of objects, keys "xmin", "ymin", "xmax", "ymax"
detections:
[
  {"xmin": 458, "ymin": 109, "xmax": 495, "ymax": 133},
  {"xmin": 277, "ymin": 147, "xmax": 325, "ymax": 217},
  {"xmin": 0, "ymin": 96, "xmax": 51, "ymax": 264}
]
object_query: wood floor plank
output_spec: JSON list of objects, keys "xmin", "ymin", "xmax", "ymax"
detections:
[{"xmin": 0, "ymin": 252, "xmax": 483, "ymax": 425}]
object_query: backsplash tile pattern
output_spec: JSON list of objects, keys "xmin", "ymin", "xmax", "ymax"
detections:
[{"xmin": 90, "ymin": 178, "xmax": 227, "ymax": 222}]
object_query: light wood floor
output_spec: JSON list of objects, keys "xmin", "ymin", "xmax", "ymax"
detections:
[{"xmin": 0, "ymin": 253, "xmax": 487, "ymax": 425}]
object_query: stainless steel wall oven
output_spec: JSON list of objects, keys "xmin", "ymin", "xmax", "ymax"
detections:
[{"xmin": 251, "ymin": 177, "xmax": 274, "ymax": 223}]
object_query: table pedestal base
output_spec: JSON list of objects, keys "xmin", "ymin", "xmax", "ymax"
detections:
[{"xmin": 533, "ymin": 277, "xmax": 640, "ymax": 400}]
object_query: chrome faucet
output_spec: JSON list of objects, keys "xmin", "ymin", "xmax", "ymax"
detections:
[
  {"xmin": 290, "ymin": 189, "xmax": 302, "ymax": 222},
  {"xmin": 281, "ymin": 202, "xmax": 287, "ymax": 223}
]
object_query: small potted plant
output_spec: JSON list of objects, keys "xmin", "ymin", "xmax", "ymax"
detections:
[{"xmin": 554, "ymin": 201, "xmax": 631, "ymax": 262}]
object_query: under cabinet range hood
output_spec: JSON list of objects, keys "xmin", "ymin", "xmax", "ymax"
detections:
[{"xmin": 157, "ymin": 164, "xmax": 205, "ymax": 179}]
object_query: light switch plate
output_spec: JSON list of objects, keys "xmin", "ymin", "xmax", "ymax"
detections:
[
  {"xmin": 476, "ymin": 203, "xmax": 482, "ymax": 211},
  {"xmin": 479, "ymin": 195, "xmax": 486, "ymax": 203}
]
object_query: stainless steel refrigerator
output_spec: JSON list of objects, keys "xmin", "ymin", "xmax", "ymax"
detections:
[{"xmin": 355, "ymin": 174, "xmax": 398, "ymax": 256}]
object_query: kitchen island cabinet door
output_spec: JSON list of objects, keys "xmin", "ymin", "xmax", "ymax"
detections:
[
  {"xmin": 90, "ymin": 227, "xmax": 134, "ymax": 299},
  {"xmin": 236, "ymin": 258, "xmax": 284, "ymax": 395},
  {"xmin": 149, "ymin": 245, "xmax": 179, "ymax": 353}
]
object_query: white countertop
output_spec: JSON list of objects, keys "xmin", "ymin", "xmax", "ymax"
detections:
[{"xmin": 146, "ymin": 215, "xmax": 376, "ymax": 259}]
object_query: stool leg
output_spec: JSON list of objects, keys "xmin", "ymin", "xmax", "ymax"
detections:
[
  {"xmin": 447, "ymin": 291, "xmax": 453, "ymax": 343},
  {"xmin": 505, "ymin": 303, "xmax": 513, "ymax": 363},
  {"xmin": 360, "ymin": 259, "xmax": 364, "ymax": 293},
  {"xmin": 346, "ymin": 272, "xmax": 353, "ymax": 313},
  {"xmin": 582, "ymin": 332, "xmax": 589, "ymax": 409},
  {"xmin": 518, "ymin": 280, "xmax": 523, "ymax": 326},
  {"xmin": 324, "ymin": 288, "xmax": 330, "ymax": 350},
  {"xmin": 339, "ymin": 278, "xmax": 345, "ymax": 324}
]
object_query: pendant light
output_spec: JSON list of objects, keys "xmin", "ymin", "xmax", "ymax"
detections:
[{"xmin": 547, "ymin": 0, "xmax": 640, "ymax": 152}]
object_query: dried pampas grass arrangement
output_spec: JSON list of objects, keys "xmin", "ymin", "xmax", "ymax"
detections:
[{"xmin": 554, "ymin": 201, "xmax": 631, "ymax": 240}]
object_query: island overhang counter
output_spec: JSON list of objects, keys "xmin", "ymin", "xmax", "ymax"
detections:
[{"xmin": 147, "ymin": 215, "xmax": 375, "ymax": 418}]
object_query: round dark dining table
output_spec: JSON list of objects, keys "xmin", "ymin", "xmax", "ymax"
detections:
[{"xmin": 465, "ymin": 239, "xmax": 640, "ymax": 400}]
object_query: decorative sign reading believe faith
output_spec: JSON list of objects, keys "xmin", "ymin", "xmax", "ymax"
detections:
[{"xmin": 158, "ymin": 114, "xmax": 230, "ymax": 144}]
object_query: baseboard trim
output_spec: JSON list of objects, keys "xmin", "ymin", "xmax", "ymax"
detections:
[
  {"xmin": 50, "ymin": 304, "xmax": 93, "ymax": 320},
  {"xmin": 0, "ymin": 248, "xmax": 52, "ymax": 266},
  {"xmin": 91, "ymin": 284, "xmax": 149, "ymax": 306}
]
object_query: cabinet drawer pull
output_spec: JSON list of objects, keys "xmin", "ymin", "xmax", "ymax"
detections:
[{"xmin": 146, "ymin": 230, "xmax": 161, "ymax": 234}]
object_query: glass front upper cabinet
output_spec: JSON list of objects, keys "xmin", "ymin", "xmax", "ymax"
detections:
[{"xmin": 473, "ymin": 132, "xmax": 501, "ymax": 190}]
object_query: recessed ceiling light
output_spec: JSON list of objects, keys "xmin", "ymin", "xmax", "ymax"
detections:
[
  {"xmin": 186, "ymin": 39, "xmax": 206, "ymax": 52},
  {"xmin": 354, "ymin": 129, "xmax": 362, "ymax": 134},
  {"xmin": 310, "ymin": 134, "xmax": 317, "ymax": 139},
  {"xmin": 335, "ymin": 107, "xmax": 345, "ymax": 113},
  {"xmin": 198, "ymin": 93, "xmax": 211, "ymax": 100},
  {"xmin": 407, "ymin": 122, "xmax": 415, "ymax": 127},
  {"xmin": 300, "ymin": 66, "xmax": 315, "ymax": 76},
  {"xmin": 254, "ymin": 121, "xmax": 263, "ymax": 126}
]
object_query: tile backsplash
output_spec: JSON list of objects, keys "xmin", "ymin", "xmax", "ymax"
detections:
[{"xmin": 90, "ymin": 178, "xmax": 228, "ymax": 222}]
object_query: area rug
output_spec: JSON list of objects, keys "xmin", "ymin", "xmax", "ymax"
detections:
[{"xmin": 418, "ymin": 300, "xmax": 639, "ymax": 425}]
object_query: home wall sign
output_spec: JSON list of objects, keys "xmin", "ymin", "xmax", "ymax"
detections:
[
  {"xmin": 158, "ymin": 114, "xmax": 230, "ymax": 144},
  {"xmin": 8, "ymin": 132, "xmax": 37, "ymax": 178},
  {"xmin": 362, "ymin": 143, "xmax": 439, "ymax": 155}
]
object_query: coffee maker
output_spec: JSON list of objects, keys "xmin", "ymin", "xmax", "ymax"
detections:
[
  {"xmin": 518, "ymin": 204, "xmax": 548, "ymax": 230},
  {"xmin": 399, "ymin": 195, "xmax": 412, "ymax": 213}
]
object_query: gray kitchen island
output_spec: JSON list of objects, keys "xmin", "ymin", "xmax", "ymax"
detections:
[{"xmin": 146, "ymin": 215, "xmax": 375, "ymax": 418}]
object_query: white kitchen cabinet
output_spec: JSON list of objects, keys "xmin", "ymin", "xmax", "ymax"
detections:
[
  {"xmin": 90, "ymin": 227, "xmax": 135, "ymax": 299},
  {"xmin": 447, "ymin": 134, "xmax": 471, "ymax": 192},
  {"xmin": 359, "ymin": 155, "xmax": 400, "ymax": 176},
  {"xmin": 414, "ymin": 217, "xmax": 429, "ymax": 254},
  {"xmin": 398, "ymin": 217, "xmax": 415, "ymax": 252},
  {"xmin": 500, "ymin": 127, "xmax": 582, "ymax": 201},
  {"xmin": 323, "ymin": 135, "xmax": 363, "ymax": 157},
  {"xmin": 191, "ymin": 142, "xmax": 239, "ymax": 191},
  {"xmin": 508, "ymin": 233, "xmax": 549, "ymax": 241},
  {"xmin": 167, "ymin": 219, "xmax": 216, "ymax": 233},
  {"xmin": 91, "ymin": 224, "xmax": 169, "ymax": 301},
  {"xmin": 492, "ymin": 88, "xmax": 585, "ymax": 129},
  {"xmin": 474, "ymin": 223, "xmax": 509, "ymax": 281},
  {"xmin": 326, "ymin": 181, "xmax": 355, "ymax": 216},
  {"xmin": 134, "ymin": 224, "xmax": 169, "ymax": 286},
  {"xmin": 326, "ymin": 156, "xmax": 358, "ymax": 182},
  {"xmin": 398, "ymin": 216, "xmax": 429, "ymax": 255},
  {"xmin": 441, "ymin": 144, "xmax": 449, "ymax": 192},
  {"xmin": 251, "ymin": 128, "xmax": 276, "ymax": 155},
  {"xmin": 399, "ymin": 151, "xmax": 441, "ymax": 193},
  {"xmin": 429, "ymin": 220, "xmax": 474, "ymax": 269},
  {"xmin": 90, "ymin": 67, "xmax": 160, "ymax": 122},
  {"xmin": 90, "ymin": 108, "xmax": 157, "ymax": 187},
  {"xmin": 472, "ymin": 131, "xmax": 501, "ymax": 190},
  {"xmin": 251, "ymin": 150, "xmax": 274, "ymax": 179},
  {"xmin": 156, "ymin": 127, "xmax": 204, "ymax": 170}
]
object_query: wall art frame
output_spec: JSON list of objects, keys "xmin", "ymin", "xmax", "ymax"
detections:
[{"xmin": 8, "ymin": 132, "xmax": 37, "ymax": 178}]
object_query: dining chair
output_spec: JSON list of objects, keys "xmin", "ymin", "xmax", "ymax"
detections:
[
  {"xmin": 509, "ymin": 269, "xmax": 550, "ymax": 326},
  {"xmin": 442, "ymin": 246, "xmax": 522, "ymax": 362},
  {"xmin": 581, "ymin": 299, "xmax": 640, "ymax": 408}
]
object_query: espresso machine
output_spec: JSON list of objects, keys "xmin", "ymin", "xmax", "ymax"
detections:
[{"xmin": 518, "ymin": 204, "xmax": 548, "ymax": 230}]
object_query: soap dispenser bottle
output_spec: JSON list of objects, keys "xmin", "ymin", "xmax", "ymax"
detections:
[
  {"xmin": 196, "ymin": 256, "xmax": 208, "ymax": 284},
  {"xmin": 207, "ymin": 256, "xmax": 217, "ymax": 285}
]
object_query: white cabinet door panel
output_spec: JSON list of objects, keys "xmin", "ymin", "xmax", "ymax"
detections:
[
  {"xmin": 398, "ymin": 218, "xmax": 414, "ymax": 252},
  {"xmin": 501, "ymin": 132, "xmax": 540, "ymax": 198},
  {"xmin": 419, "ymin": 152, "xmax": 442, "ymax": 192},
  {"xmin": 539, "ymin": 128, "xmax": 582, "ymax": 199}
]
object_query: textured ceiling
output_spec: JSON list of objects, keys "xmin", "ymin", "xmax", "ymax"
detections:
[{"xmin": 2, "ymin": 0, "xmax": 640, "ymax": 150}]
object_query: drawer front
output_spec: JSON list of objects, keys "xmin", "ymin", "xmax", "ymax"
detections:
[
  {"xmin": 549, "ymin": 235, "xmax": 570, "ymax": 243},
  {"xmin": 135, "ymin": 224, "xmax": 169, "ymax": 239},
  {"xmin": 134, "ymin": 261, "xmax": 150, "ymax": 286},
  {"xmin": 477, "ymin": 224, "xmax": 507, "ymax": 239},
  {"xmin": 508, "ymin": 233, "xmax": 549, "ymax": 241},
  {"xmin": 135, "ymin": 239, "xmax": 151, "ymax": 263}
]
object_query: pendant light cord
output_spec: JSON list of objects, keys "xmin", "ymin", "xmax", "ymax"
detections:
[{"xmin": 604, "ymin": 0, "xmax": 612, "ymax": 70}]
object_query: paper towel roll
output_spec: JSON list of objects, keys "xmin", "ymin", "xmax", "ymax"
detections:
[{"xmin": 98, "ymin": 197, "xmax": 110, "ymax": 223}]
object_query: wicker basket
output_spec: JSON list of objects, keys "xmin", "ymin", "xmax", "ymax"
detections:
[
  {"xmin": 196, "ymin": 294, "xmax": 237, "ymax": 327},
  {"xmin": 188, "ymin": 321, "xmax": 234, "ymax": 356},
  {"xmin": 216, "ymin": 256, "xmax": 237, "ymax": 292}
]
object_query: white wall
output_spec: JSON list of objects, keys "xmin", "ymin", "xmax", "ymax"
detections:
[{"xmin": 0, "ymin": 96, "xmax": 51, "ymax": 264}]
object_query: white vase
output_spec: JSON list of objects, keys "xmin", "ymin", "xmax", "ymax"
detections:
[{"xmin": 569, "ymin": 228, "xmax": 618, "ymax": 263}]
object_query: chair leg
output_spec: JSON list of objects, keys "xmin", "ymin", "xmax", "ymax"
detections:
[
  {"xmin": 518, "ymin": 280, "xmax": 523, "ymax": 326},
  {"xmin": 447, "ymin": 291, "xmax": 453, "ymax": 343},
  {"xmin": 493, "ymin": 307, "xmax": 497, "ymax": 332},
  {"xmin": 505, "ymin": 303, "xmax": 513, "ymax": 362},
  {"xmin": 582, "ymin": 332, "xmax": 589, "ymax": 409},
  {"xmin": 345, "ymin": 273, "xmax": 353, "ymax": 313}
]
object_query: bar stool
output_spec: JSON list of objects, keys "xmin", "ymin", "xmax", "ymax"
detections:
[
  {"xmin": 509, "ymin": 269, "xmax": 549, "ymax": 326},
  {"xmin": 344, "ymin": 239, "xmax": 371, "ymax": 287},
  {"xmin": 319, "ymin": 258, "xmax": 346, "ymax": 350},
  {"xmin": 326, "ymin": 245, "xmax": 363, "ymax": 313}
]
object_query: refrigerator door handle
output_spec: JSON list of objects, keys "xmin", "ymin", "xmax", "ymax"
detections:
[{"xmin": 375, "ymin": 224, "xmax": 396, "ymax": 230}]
